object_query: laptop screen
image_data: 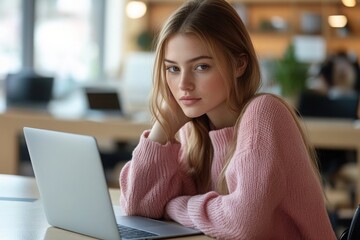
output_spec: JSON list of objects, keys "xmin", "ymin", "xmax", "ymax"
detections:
[{"xmin": 85, "ymin": 88, "xmax": 122, "ymax": 113}]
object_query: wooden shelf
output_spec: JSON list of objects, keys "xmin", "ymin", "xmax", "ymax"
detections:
[
  {"xmin": 144, "ymin": 0, "xmax": 341, "ymax": 3},
  {"xmin": 127, "ymin": 0, "xmax": 360, "ymax": 58}
]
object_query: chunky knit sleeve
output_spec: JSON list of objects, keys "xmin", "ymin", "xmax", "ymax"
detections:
[
  {"xmin": 119, "ymin": 130, "xmax": 197, "ymax": 219},
  {"xmin": 165, "ymin": 95, "xmax": 335, "ymax": 239},
  {"xmin": 166, "ymin": 150, "xmax": 286, "ymax": 239}
]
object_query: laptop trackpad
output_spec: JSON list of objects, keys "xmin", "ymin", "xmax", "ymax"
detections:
[{"xmin": 117, "ymin": 215, "xmax": 201, "ymax": 236}]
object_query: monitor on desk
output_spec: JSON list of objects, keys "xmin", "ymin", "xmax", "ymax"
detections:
[
  {"xmin": 5, "ymin": 70, "xmax": 54, "ymax": 110},
  {"xmin": 297, "ymin": 91, "xmax": 359, "ymax": 119}
]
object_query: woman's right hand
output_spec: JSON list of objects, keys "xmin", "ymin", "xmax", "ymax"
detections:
[
  {"xmin": 167, "ymin": 94, "xmax": 191, "ymax": 132},
  {"xmin": 148, "ymin": 96, "xmax": 190, "ymax": 144}
]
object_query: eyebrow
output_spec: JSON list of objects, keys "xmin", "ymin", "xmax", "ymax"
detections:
[{"xmin": 164, "ymin": 56, "xmax": 213, "ymax": 64}]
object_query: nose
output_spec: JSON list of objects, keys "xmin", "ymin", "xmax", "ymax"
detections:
[{"xmin": 179, "ymin": 71, "xmax": 194, "ymax": 91}]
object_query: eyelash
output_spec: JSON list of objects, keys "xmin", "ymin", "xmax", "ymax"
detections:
[
  {"xmin": 166, "ymin": 66, "xmax": 180, "ymax": 73},
  {"xmin": 196, "ymin": 64, "xmax": 209, "ymax": 71},
  {"xmin": 165, "ymin": 64, "xmax": 210, "ymax": 73}
]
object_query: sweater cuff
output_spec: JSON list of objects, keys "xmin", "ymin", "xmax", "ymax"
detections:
[
  {"xmin": 166, "ymin": 196, "xmax": 194, "ymax": 227},
  {"xmin": 132, "ymin": 130, "xmax": 181, "ymax": 165}
]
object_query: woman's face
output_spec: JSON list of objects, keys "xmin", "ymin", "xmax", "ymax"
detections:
[{"xmin": 164, "ymin": 33, "xmax": 234, "ymax": 128}]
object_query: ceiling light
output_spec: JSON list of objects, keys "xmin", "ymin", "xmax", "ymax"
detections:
[
  {"xmin": 328, "ymin": 15, "xmax": 348, "ymax": 28},
  {"xmin": 342, "ymin": 0, "xmax": 356, "ymax": 7},
  {"xmin": 126, "ymin": 1, "xmax": 147, "ymax": 19}
]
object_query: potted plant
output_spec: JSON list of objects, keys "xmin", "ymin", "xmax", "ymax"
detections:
[{"xmin": 275, "ymin": 44, "xmax": 309, "ymax": 99}]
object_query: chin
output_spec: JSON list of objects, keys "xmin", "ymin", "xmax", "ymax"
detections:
[{"xmin": 184, "ymin": 111, "xmax": 203, "ymax": 119}]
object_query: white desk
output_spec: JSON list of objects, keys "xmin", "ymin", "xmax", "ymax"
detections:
[{"xmin": 0, "ymin": 174, "xmax": 211, "ymax": 240}]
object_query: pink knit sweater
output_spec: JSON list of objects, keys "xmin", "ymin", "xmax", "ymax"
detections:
[{"xmin": 119, "ymin": 94, "xmax": 336, "ymax": 239}]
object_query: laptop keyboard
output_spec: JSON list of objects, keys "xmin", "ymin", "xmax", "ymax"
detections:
[{"xmin": 118, "ymin": 224, "xmax": 158, "ymax": 239}]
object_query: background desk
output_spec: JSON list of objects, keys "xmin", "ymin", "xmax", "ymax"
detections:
[
  {"xmin": 0, "ymin": 110, "xmax": 151, "ymax": 174},
  {"xmin": 302, "ymin": 118, "xmax": 360, "ymax": 205},
  {"xmin": 1, "ymin": 111, "xmax": 360, "ymax": 204},
  {"xmin": 0, "ymin": 174, "xmax": 211, "ymax": 240}
]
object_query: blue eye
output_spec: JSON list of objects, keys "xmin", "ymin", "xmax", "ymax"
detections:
[
  {"xmin": 195, "ymin": 64, "xmax": 209, "ymax": 71},
  {"xmin": 166, "ymin": 66, "xmax": 180, "ymax": 73}
]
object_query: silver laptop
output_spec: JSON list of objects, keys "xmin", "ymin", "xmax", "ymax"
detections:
[{"xmin": 23, "ymin": 127, "xmax": 202, "ymax": 240}]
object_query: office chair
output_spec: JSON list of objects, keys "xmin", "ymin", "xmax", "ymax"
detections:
[{"xmin": 339, "ymin": 205, "xmax": 360, "ymax": 240}]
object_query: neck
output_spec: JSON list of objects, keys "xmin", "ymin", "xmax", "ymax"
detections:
[{"xmin": 208, "ymin": 111, "xmax": 238, "ymax": 130}]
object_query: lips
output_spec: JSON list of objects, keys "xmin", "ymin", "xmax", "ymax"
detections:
[{"xmin": 179, "ymin": 96, "xmax": 201, "ymax": 106}]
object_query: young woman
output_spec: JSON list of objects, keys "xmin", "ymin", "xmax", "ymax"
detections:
[{"xmin": 119, "ymin": 0, "xmax": 336, "ymax": 239}]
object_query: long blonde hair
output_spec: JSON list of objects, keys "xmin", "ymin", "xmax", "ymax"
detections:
[{"xmin": 150, "ymin": 0, "xmax": 319, "ymax": 194}]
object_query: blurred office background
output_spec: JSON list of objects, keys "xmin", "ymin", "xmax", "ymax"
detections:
[
  {"xmin": 1, "ymin": 0, "xmax": 360, "ymax": 103},
  {"xmin": 1, "ymin": 0, "xmax": 360, "ymax": 108},
  {"xmin": 1, "ymin": 0, "xmax": 360, "ymax": 236}
]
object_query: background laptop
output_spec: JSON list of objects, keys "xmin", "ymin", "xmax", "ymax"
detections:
[
  {"xmin": 84, "ymin": 87, "xmax": 123, "ymax": 117},
  {"xmin": 23, "ymin": 127, "xmax": 202, "ymax": 240}
]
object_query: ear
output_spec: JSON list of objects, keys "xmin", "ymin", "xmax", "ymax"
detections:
[{"xmin": 236, "ymin": 54, "xmax": 248, "ymax": 78}]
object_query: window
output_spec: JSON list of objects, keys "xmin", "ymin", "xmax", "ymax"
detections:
[
  {"xmin": 0, "ymin": 0, "xmax": 21, "ymax": 79},
  {"xmin": 0, "ymin": 0, "xmax": 124, "ymax": 85},
  {"xmin": 34, "ymin": 0, "xmax": 100, "ymax": 82}
]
